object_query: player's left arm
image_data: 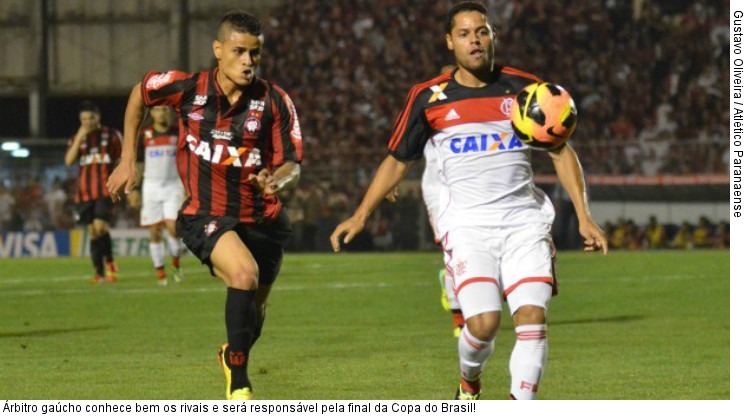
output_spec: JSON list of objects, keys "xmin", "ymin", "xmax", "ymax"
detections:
[
  {"xmin": 548, "ymin": 143, "xmax": 608, "ymax": 255},
  {"xmin": 253, "ymin": 85, "xmax": 303, "ymax": 195},
  {"xmin": 248, "ymin": 162, "xmax": 300, "ymax": 196}
]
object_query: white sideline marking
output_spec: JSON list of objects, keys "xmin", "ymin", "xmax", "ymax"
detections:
[
  {"xmin": 0, "ymin": 273, "xmax": 709, "ymax": 298},
  {"xmin": 0, "ymin": 267, "xmax": 705, "ymax": 287},
  {"xmin": 0, "ymin": 280, "xmax": 427, "ymax": 297},
  {"xmin": 0, "ymin": 261, "xmax": 386, "ymax": 286},
  {"xmin": 0, "ymin": 269, "xmax": 204, "ymax": 285}
]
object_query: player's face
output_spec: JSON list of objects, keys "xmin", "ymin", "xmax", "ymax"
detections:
[
  {"xmin": 213, "ymin": 30, "xmax": 262, "ymax": 87},
  {"xmin": 446, "ymin": 11, "xmax": 495, "ymax": 73},
  {"xmin": 149, "ymin": 106, "xmax": 171, "ymax": 126},
  {"xmin": 79, "ymin": 111, "xmax": 100, "ymax": 131}
]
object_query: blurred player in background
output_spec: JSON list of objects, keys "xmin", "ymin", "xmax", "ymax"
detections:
[
  {"xmin": 64, "ymin": 101, "xmax": 121, "ymax": 284},
  {"xmin": 332, "ymin": 1, "xmax": 607, "ymax": 400},
  {"xmin": 127, "ymin": 106, "xmax": 185, "ymax": 286},
  {"xmin": 108, "ymin": 10, "xmax": 302, "ymax": 400},
  {"xmin": 422, "ymin": 139, "xmax": 464, "ymax": 338},
  {"xmin": 426, "ymin": 64, "xmax": 464, "ymax": 338}
]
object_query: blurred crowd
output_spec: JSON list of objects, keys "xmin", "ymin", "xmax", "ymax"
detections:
[
  {"xmin": 0, "ymin": 177, "xmax": 139, "ymax": 233},
  {"xmin": 262, "ymin": 0, "xmax": 729, "ymax": 184},
  {"xmin": 1, "ymin": 0, "xmax": 731, "ymax": 252},
  {"xmin": 604, "ymin": 215, "xmax": 730, "ymax": 250}
]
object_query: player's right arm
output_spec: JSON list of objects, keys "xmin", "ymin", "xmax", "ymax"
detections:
[
  {"xmin": 64, "ymin": 126, "xmax": 90, "ymax": 166},
  {"xmin": 107, "ymin": 83, "xmax": 146, "ymax": 201},
  {"xmin": 330, "ymin": 83, "xmax": 432, "ymax": 252}
]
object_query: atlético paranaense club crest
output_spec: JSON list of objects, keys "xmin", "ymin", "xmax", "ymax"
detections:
[{"xmin": 204, "ymin": 220, "xmax": 219, "ymax": 237}]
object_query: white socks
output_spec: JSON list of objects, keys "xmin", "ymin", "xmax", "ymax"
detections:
[
  {"xmin": 509, "ymin": 324, "xmax": 548, "ymax": 400},
  {"xmin": 165, "ymin": 235, "xmax": 182, "ymax": 258},
  {"xmin": 149, "ymin": 241, "xmax": 165, "ymax": 269},
  {"xmin": 458, "ymin": 326, "xmax": 495, "ymax": 384}
]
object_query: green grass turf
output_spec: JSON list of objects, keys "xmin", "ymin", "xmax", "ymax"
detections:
[{"xmin": 0, "ymin": 250, "xmax": 729, "ymax": 400}]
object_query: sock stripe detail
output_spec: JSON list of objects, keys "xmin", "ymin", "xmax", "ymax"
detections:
[
  {"xmin": 515, "ymin": 325, "xmax": 547, "ymax": 341},
  {"xmin": 462, "ymin": 329, "xmax": 489, "ymax": 350},
  {"xmin": 516, "ymin": 332, "xmax": 547, "ymax": 340}
]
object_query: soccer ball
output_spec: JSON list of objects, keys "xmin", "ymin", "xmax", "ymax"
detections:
[{"xmin": 510, "ymin": 82, "xmax": 578, "ymax": 150}]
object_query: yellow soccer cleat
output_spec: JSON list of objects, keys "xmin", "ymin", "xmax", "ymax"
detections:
[
  {"xmin": 229, "ymin": 387, "xmax": 253, "ymax": 400},
  {"xmin": 218, "ymin": 343, "xmax": 231, "ymax": 400},
  {"xmin": 172, "ymin": 267, "xmax": 185, "ymax": 284},
  {"xmin": 438, "ymin": 269, "xmax": 451, "ymax": 311},
  {"xmin": 455, "ymin": 384, "xmax": 481, "ymax": 400},
  {"xmin": 105, "ymin": 262, "xmax": 118, "ymax": 283},
  {"xmin": 218, "ymin": 343, "xmax": 254, "ymax": 400}
]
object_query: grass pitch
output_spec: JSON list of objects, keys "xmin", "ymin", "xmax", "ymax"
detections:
[{"xmin": 0, "ymin": 250, "xmax": 729, "ymax": 399}]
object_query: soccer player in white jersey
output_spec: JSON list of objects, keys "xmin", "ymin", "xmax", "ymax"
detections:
[
  {"xmin": 332, "ymin": 1, "xmax": 607, "ymax": 400},
  {"xmin": 422, "ymin": 136, "xmax": 464, "ymax": 338},
  {"xmin": 130, "ymin": 106, "xmax": 185, "ymax": 285}
]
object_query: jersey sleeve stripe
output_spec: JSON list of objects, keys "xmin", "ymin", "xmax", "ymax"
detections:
[
  {"xmin": 270, "ymin": 85, "xmax": 302, "ymax": 166},
  {"xmin": 387, "ymin": 73, "xmax": 451, "ymax": 152},
  {"xmin": 141, "ymin": 71, "xmax": 190, "ymax": 107},
  {"xmin": 387, "ymin": 84, "xmax": 425, "ymax": 152},
  {"xmin": 140, "ymin": 71, "xmax": 155, "ymax": 107},
  {"xmin": 501, "ymin": 67, "xmax": 542, "ymax": 83},
  {"xmin": 270, "ymin": 89, "xmax": 287, "ymax": 167}
]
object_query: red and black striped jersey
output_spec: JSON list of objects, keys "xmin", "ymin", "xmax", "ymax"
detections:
[
  {"xmin": 67, "ymin": 126, "xmax": 122, "ymax": 203},
  {"xmin": 140, "ymin": 69, "xmax": 303, "ymax": 224}
]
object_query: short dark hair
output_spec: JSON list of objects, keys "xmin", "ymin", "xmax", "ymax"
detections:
[
  {"xmin": 78, "ymin": 100, "xmax": 100, "ymax": 114},
  {"xmin": 217, "ymin": 10, "xmax": 262, "ymax": 40},
  {"xmin": 445, "ymin": 1, "xmax": 489, "ymax": 34}
]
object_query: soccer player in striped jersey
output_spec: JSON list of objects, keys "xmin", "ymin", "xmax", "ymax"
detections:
[
  {"xmin": 129, "ymin": 106, "xmax": 186, "ymax": 286},
  {"xmin": 332, "ymin": 1, "xmax": 607, "ymax": 400},
  {"xmin": 64, "ymin": 101, "xmax": 121, "ymax": 284},
  {"xmin": 108, "ymin": 10, "xmax": 302, "ymax": 400}
]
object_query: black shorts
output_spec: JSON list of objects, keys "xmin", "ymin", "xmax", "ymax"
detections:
[
  {"xmin": 177, "ymin": 209, "xmax": 292, "ymax": 285},
  {"xmin": 76, "ymin": 198, "xmax": 113, "ymax": 225}
]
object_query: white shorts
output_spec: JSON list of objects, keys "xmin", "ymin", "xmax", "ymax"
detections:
[
  {"xmin": 140, "ymin": 181, "xmax": 184, "ymax": 227},
  {"xmin": 442, "ymin": 223, "xmax": 555, "ymax": 319}
]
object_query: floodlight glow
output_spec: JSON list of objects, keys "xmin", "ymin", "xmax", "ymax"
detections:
[
  {"xmin": 2, "ymin": 141, "xmax": 20, "ymax": 151},
  {"xmin": 11, "ymin": 148, "xmax": 30, "ymax": 158}
]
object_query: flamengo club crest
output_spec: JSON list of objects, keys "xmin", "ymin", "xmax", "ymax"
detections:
[
  {"xmin": 501, "ymin": 97, "xmax": 514, "ymax": 117},
  {"xmin": 204, "ymin": 220, "xmax": 219, "ymax": 237},
  {"xmin": 245, "ymin": 116, "xmax": 261, "ymax": 134},
  {"xmin": 455, "ymin": 259, "xmax": 467, "ymax": 276}
]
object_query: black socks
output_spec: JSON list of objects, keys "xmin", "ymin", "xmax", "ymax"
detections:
[{"xmin": 224, "ymin": 287, "xmax": 257, "ymax": 391}]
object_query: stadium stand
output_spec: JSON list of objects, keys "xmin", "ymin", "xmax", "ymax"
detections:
[{"xmin": 0, "ymin": 0, "xmax": 730, "ymax": 252}]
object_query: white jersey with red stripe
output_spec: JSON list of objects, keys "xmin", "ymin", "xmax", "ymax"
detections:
[
  {"xmin": 389, "ymin": 66, "xmax": 555, "ymax": 232},
  {"xmin": 138, "ymin": 125, "xmax": 180, "ymax": 186}
]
